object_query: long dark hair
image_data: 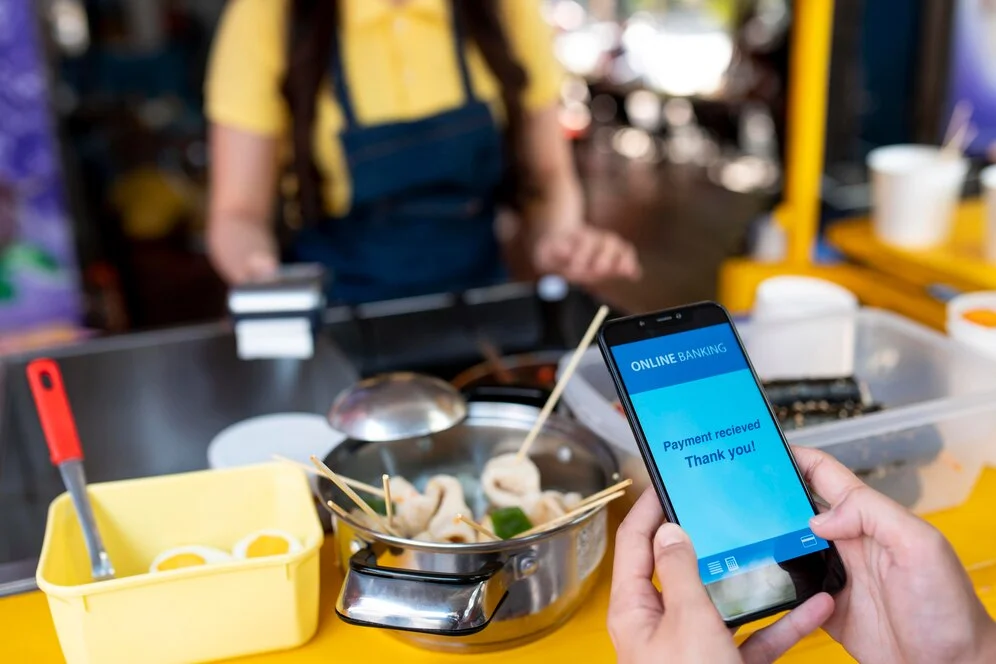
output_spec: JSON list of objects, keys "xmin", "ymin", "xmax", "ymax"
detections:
[{"xmin": 281, "ymin": 0, "xmax": 533, "ymax": 223}]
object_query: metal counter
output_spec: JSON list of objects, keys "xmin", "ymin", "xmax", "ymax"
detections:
[{"xmin": 0, "ymin": 283, "xmax": 601, "ymax": 596}]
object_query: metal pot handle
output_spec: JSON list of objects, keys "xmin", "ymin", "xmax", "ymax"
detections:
[{"xmin": 335, "ymin": 547, "xmax": 510, "ymax": 636}]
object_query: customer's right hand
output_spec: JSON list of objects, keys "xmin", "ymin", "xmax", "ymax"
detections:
[{"xmin": 794, "ymin": 446, "xmax": 996, "ymax": 664}]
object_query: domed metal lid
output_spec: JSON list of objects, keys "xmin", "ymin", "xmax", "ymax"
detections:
[{"xmin": 327, "ymin": 372, "xmax": 467, "ymax": 442}]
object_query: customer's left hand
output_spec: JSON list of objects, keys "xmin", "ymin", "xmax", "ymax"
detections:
[
  {"xmin": 532, "ymin": 226, "xmax": 642, "ymax": 285},
  {"xmin": 608, "ymin": 488, "xmax": 835, "ymax": 664}
]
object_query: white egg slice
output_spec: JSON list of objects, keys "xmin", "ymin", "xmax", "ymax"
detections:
[
  {"xmin": 231, "ymin": 529, "xmax": 303, "ymax": 560},
  {"xmin": 149, "ymin": 545, "xmax": 233, "ymax": 573}
]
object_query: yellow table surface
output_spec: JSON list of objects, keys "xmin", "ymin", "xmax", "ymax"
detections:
[
  {"xmin": 827, "ymin": 200, "xmax": 996, "ymax": 293},
  {"xmin": 6, "ymin": 470, "xmax": 996, "ymax": 664}
]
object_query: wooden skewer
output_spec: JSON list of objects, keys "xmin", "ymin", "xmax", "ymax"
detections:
[
  {"xmin": 942, "ymin": 100, "xmax": 973, "ymax": 159},
  {"xmin": 939, "ymin": 450, "xmax": 963, "ymax": 473},
  {"xmin": 382, "ymin": 474, "xmax": 394, "ymax": 523},
  {"xmin": 310, "ymin": 456, "xmax": 400, "ymax": 536},
  {"xmin": 517, "ymin": 305, "xmax": 611, "ymax": 460},
  {"xmin": 517, "ymin": 490, "xmax": 625, "ymax": 538},
  {"xmin": 456, "ymin": 514, "xmax": 499, "ymax": 541},
  {"xmin": 272, "ymin": 455, "xmax": 386, "ymax": 497},
  {"xmin": 325, "ymin": 499, "xmax": 354, "ymax": 524},
  {"xmin": 574, "ymin": 478, "xmax": 633, "ymax": 511}
]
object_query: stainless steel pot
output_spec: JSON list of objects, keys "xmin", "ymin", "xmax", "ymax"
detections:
[{"xmin": 320, "ymin": 397, "xmax": 618, "ymax": 653}]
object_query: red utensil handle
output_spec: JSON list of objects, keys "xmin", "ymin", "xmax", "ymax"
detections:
[{"xmin": 26, "ymin": 358, "xmax": 84, "ymax": 465}]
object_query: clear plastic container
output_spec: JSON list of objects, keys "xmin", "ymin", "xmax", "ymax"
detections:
[{"xmin": 560, "ymin": 308, "xmax": 996, "ymax": 514}]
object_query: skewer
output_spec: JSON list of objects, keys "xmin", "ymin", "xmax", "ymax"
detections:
[
  {"xmin": 310, "ymin": 456, "xmax": 400, "ymax": 536},
  {"xmin": 939, "ymin": 450, "xmax": 963, "ymax": 473},
  {"xmin": 477, "ymin": 336, "xmax": 514, "ymax": 384},
  {"xmin": 455, "ymin": 514, "xmax": 499, "ymax": 541},
  {"xmin": 382, "ymin": 474, "xmax": 394, "ymax": 523},
  {"xmin": 516, "ymin": 490, "xmax": 625, "ymax": 538},
  {"xmin": 272, "ymin": 455, "xmax": 386, "ymax": 497},
  {"xmin": 517, "ymin": 305, "xmax": 611, "ymax": 460},
  {"xmin": 574, "ymin": 478, "xmax": 633, "ymax": 511},
  {"xmin": 942, "ymin": 101, "xmax": 973, "ymax": 159}
]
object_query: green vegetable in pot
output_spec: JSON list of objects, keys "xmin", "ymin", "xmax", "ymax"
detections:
[
  {"xmin": 490, "ymin": 507, "xmax": 533, "ymax": 539},
  {"xmin": 363, "ymin": 496, "xmax": 388, "ymax": 516}
]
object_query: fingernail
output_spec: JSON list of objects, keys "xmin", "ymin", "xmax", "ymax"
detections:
[
  {"xmin": 810, "ymin": 512, "xmax": 829, "ymax": 527},
  {"xmin": 654, "ymin": 523, "xmax": 687, "ymax": 548}
]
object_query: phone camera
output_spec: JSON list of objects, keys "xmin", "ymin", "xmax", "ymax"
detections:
[
  {"xmin": 639, "ymin": 320, "xmax": 646, "ymax": 327},
  {"xmin": 676, "ymin": 313, "xmax": 683, "ymax": 319}
]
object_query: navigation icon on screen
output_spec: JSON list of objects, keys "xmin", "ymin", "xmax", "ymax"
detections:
[
  {"xmin": 801, "ymin": 535, "xmax": 818, "ymax": 548},
  {"xmin": 724, "ymin": 557, "xmax": 739, "ymax": 572},
  {"xmin": 707, "ymin": 561, "xmax": 723, "ymax": 575}
]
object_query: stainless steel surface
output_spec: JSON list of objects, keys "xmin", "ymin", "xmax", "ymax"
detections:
[
  {"xmin": 0, "ymin": 322, "xmax": 359, "ymax": 595},
  {"xmin": 58, "ymin": 460, "xmax": 114, "ymax": 581},
  {"xmin": 323, "ymin": 400, "xmax": 617, "ymax": 652},
  {"xmin": 327, "ymin": 373, "xmax": 468, "ymax": 442},
  {"xmin": 337, "ymin": 550, "xmax": 512, "ymax": 634}
]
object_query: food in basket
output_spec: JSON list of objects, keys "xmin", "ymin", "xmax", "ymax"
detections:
[
  {"xmin": 232, "ymin": 530, "xmax": 303, "ymax": 559},
  {"xmin": 149, "ymin": 545, "xmax": 232, "ymax": 573}
]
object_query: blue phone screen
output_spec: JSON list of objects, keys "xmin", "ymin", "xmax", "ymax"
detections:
[{"xmin": 610, "ymin": 322, "xmax": 828, "ymax": 585}]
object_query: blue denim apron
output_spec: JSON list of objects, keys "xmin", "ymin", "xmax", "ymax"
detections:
[{"xmin": 292, "ymin": 7, "xmax": 507, "ymax": 304}]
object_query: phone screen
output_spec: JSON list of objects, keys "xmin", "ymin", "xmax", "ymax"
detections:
[{"xmin": 602, "ymin": 306, "xmax": 843, "ymax": 623}]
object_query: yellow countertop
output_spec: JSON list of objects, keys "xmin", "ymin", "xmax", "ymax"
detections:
[
  {"xmin": 827, "ymin": 200, "xmax": 996, "ymax": 293},
  {"xmin": 6, "ymin": 469, "xmax": 996, "ymax": 664}
]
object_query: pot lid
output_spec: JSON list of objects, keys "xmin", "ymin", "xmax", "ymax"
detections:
[{"xmin": 327, "ymin": 372, "xmax": 468, "ymax": 442}]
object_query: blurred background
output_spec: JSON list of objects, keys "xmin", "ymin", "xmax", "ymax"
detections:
[{"xmin": 2, "ymin": 0, "xmax": 993, "ymax": 341}]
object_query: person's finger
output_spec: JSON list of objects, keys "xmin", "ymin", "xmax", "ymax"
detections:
[
  {"xmin": 652, "ymin": 523, "xmax": 713, "ymax": 612},
  {"xmin": 619, "ymin": 243, "xmax": 642, "ymax": 280},
  {"xmin": 245, "ymin": 252, "xmax": 279, "ymax": 281},
  {"xmin": 532, "ymin": 235, "xmax": 569, "ymax": 273},
  {"xmin": 739, "ymin": 592, "xmax": 834, "ymax": 664},
  {"xmin": 608, "ymin": 488, "xmax": 666, "ymax": 641},
  {"xmin": 590, "ymin": 233, "xmax": 623, "ymax": 278},
  {"xmin": 564, "ymin": 230, "xmax": 600, "ymax": 280},
  {"xmin": 791, "ymin": 446, "xmax": 863, "ymax": 506},
  {"xmin": 794, "ymin": 447, "xmax": 916, "ymax": 549}
]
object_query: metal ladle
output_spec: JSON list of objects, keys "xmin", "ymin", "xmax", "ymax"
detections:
[{"xmin": 327, "ymin": 372, "xmax": 467, "ymax": 442}]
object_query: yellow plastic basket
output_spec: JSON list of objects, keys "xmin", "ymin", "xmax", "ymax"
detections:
[{"xmin": 36, "ymin": 463, "xmax": 323, "ymax": 664}]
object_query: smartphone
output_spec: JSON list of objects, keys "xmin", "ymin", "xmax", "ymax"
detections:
[{"xmin": 598, "ymin": 301, "xmax": 846, "ymax": 626}]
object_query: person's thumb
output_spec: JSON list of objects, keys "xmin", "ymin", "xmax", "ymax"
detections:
[
  {"xmin": 653, "ymin": 524, "xmax": 713, "ymax": 610},
  {"xmin": 809, "ymin": 485, "xmax": 914, "ymax": 550},
  {"xmin": 245, "ymin": 252, "xmax": 279, "ymax": 281}
]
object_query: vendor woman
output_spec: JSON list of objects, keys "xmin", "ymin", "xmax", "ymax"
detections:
[{"xmin": 205, "ymin": 0, "xmax": 642, "ymax": 304}]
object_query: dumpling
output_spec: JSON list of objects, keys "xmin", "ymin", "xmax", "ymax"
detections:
[
  {"xmin": 481, "ymin": 453, "xmax": 541, "ymax": 508},
  {"xmin": 390, "ymin": 477, "xmax": 440, "ymax": 537},
  {"xmin": 425, "ymin": 475, "xmax": 477, "ymax": 543},
  {"xmin": 524, "ymin": 491, "xmax": 584, "ymax": 525}
]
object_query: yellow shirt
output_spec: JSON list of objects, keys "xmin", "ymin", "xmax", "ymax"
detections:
[{"xmin": 205, "ymin": 0, "xmax": 563, "ymax": 216}]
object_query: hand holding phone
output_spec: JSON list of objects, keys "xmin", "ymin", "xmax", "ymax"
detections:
[
  {"xmin": 609, "ymin": 488, "xmax": 835, "ymax": 664},
  {"xmin": 599, "ymin": 302, "xmax": 846, "ymax": 626},
  {"xmin": 794, "ymin": 447, "xmax": 996, "ymax": 664}
]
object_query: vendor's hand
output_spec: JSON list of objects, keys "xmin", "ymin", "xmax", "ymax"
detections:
[
  {"xmin": 244, "ymin": 251, "xmax": 279, "ymax": 282},
  {"xmin": 608, "ymin": 488, "xmax": 834, "ymax": 664},
  {"xmin": 532, "ymin": 226, "xmax": 641, "ymax": 285},
  {"xmin": 794, "ymin": 446, "xmax": 996, "ymax": 664}
]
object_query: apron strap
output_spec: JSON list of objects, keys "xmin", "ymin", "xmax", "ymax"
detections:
[{"xmin": 328, "ymin": 0, "xmax": 478, "ymax": 131}]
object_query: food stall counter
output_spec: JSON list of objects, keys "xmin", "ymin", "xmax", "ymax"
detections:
[
  {"xmin": 5, "ymin": 468, "xmax": 996, "ymax": 664},
  {"xmin": 827, "ymin": 200, "xmax": 996, "ymax": 294}
]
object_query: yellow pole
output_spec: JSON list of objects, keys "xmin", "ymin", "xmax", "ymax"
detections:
[{"xmin": 779, "ymin": 0, "xmax": 835, "ymax": 264}]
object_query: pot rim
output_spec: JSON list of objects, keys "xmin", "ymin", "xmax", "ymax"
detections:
[{"xmin": 326, "ymin": 497, "xmax": 610, "ymax": 553}]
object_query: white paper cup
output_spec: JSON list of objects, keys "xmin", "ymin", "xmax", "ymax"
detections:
[
  {"xmin": 981, "ymin": 165, "xmax": 996, "ymax": 263},
  {"xmin": 749, "ymin": 276, "xmax": 859, "ymax": 379},
  {"xmin": 868, "ymin": 145, "xmax": 969, "ymax": 249}
]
